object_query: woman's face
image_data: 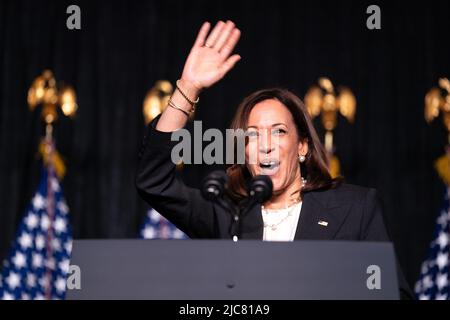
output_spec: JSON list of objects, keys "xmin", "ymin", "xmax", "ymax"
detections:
[{"xmin": 245, "ymin": 99, "xmax": 308, "ymax": 193}]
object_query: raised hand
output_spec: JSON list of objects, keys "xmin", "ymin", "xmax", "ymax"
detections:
[
  {"xmin": 156, "ymin": 21, "xmax": 241, "ymax": 132},
  {"xmin": 181, "ymin": 21, "xmax": 241, "ymax": 90}
]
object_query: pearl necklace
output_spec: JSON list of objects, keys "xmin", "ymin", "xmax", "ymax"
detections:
[{"xmin": 262, "ymin": 200, "xmax": 301, "ymax": 231}]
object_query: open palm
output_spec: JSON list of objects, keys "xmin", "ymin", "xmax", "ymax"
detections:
[{"xmin": 181, "ymin": 21, "xmax": 241, "ymax": 90}]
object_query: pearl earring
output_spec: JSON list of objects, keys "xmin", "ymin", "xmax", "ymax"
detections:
[{"xmin": 299, "ymin": 154, "xmax": 306, "ymax": 163}]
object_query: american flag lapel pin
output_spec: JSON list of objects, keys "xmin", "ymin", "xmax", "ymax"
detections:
[{"xmin": 318, "ymin": 220, "xmax": 328, "ymax": 227}]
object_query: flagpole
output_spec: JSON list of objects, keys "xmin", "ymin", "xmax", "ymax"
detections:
[
  {"xmin": 416, "ymin": 77, "xmax": 450, "ymax": 299},
  {"xmin": 304, "ymin": 77, "xmax": 356, "ymax": 178},
  {"xmin": 43, "ymin": 123, "xmax": 56, "ymax": 300},
  {"xmin": 0, "ymin": 69, "xmax": 77, "ymax": 300},
  {"xmin": 28, "ymin": 70, "xmax": 77, "ymax": 299}
]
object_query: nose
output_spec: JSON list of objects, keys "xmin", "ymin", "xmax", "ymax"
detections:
[
  {"xmin": 259, "ymin": 145, "xmax": 274, "ymax": 154},
  {"xmin": 259, "ymin": 131, "xmax": 274, "ymax": 154}
]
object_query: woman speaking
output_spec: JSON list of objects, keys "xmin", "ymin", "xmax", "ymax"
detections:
[{"xmin": 135, "ymin": 20, "xmax": 412, "ymax": 298}]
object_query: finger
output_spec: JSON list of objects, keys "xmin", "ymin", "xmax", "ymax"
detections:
[
  {"xmin": 220, "ymin": 54, "xmax": 241, "ymax": 76},
  {"xmin": 219, "ymin": 28, "xmax": 241, "ymax": 60},
  {"xmin": 193, "ymin": 22, "xmax": 211, "ymax": 48},
  {"xmin": 204, "ymin": 21, "xmax": 225, "ymax": 48},
  {"xmin": 214, "ymin": 20, "xmax": 235, "ymax": 51}
]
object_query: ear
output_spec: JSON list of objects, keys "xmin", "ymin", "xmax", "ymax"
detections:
[{"xmin": 298, "ymin": 138, "xmax": 309, "ymax": 157}]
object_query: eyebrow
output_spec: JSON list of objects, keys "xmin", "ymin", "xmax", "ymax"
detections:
[{"xmin": 247, "ymin": 123, "xmax": 287, "ymax": 129}]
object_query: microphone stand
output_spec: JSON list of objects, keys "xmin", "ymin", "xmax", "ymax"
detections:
[
  {"xmin": 215, "ymin": 197, "xmax": 241, "ymax": 242},
  {"xmin": 220, "ymin": 193, "xmax": 261, "ymax": 242}
]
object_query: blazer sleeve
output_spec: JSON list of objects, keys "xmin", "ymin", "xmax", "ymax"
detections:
[
  {"xmin": 135, "ymin": 116, "xmax": 217, "ymax": 238},
  {"xmin": 361, "ymin": 188, "xmax": 415, "ymax": 300}
]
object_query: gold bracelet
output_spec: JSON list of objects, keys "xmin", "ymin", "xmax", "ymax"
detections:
[
  {"xmin": 168, "ymin": 99, "xmax": 191, "ymax": 117},
  {"xmin": 176, "ymin": 80, "xmax": 200, "ymax": 106}
]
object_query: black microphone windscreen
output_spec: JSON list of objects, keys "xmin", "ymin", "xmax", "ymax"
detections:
[
  {"xmin": 201, "ymin": 170, "xmax": 228, "ymax": 201},
  {"xmin": 249, "ymin": 175, "xmax": 273, "ymax": 203}
]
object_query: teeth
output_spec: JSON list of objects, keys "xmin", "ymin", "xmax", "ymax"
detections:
[{"xmin": 260, "ymin": 161, "xmax": 278, "ymax": 168}]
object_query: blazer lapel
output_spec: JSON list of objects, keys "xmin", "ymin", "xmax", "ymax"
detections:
[{"xmin": 294, "ymin": 191, "xmax": 351, "ymax": 240}]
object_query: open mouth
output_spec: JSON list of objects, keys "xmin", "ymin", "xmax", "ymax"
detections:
[{"xmin": 258, "ymin": 160, "xmax": 280, "ymax": 174}]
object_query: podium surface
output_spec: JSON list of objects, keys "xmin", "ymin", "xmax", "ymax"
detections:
[{"xmin": 66, "ymin": 240, "xmax": 399, "ymax": 300}]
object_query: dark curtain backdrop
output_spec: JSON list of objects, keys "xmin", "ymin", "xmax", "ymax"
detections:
[{"xmin": 1, "ymin": 0, "xmax": 449, "ymax": 288}]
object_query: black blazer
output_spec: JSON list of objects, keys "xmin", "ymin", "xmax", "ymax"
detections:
[{"xmin": 136, "ymin": 117, "xmax": 413, "ymax": 299}]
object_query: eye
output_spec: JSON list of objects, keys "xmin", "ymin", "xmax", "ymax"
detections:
[
  {"xmin": 272, "ymin": 128, "xmax": 287, "ymax": 136},
  {"xmin": 246, "ymin": 130, "xmax": 258, "ymax": 137}
]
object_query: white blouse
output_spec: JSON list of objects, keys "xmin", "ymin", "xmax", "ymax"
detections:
[{"xmin": 262, "ymin": 202, "xmax": 302, "ymax": 241}]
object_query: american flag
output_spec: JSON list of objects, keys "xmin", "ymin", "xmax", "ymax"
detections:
[
  {"xmin": 140, "ymin": 208, "xmax": 188, "ymax": 240},
  {"xmin": 0, "ymin": 165, "xmax": 72, "ymax": 300},
  {"xmin": 415, "ymin": 187, "xmax": 450, "ymax": 300}
]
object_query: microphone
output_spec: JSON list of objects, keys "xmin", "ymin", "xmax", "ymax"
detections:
[
  {"xmin": 200, "ymin": 172, "xmax": 273, "ymax": 242},
  {"xmin": 201, "ymin": 170, "xmax": 241, "ymax": 241},
  {"xmin": 248, "ymin": 175, "xmax": 273, "ymax": 204},
  {"xmin": 201, "ymin": 170, "xmax": 228, "ymax": 201},
  {"xmin": 234, "ymin": 175, "xmax": 273, "ymax": 240}
]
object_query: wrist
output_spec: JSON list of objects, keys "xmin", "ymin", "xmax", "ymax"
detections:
[{"xmin": 178, "ymin": 78, "xmax": 202, "ymax": 97}]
